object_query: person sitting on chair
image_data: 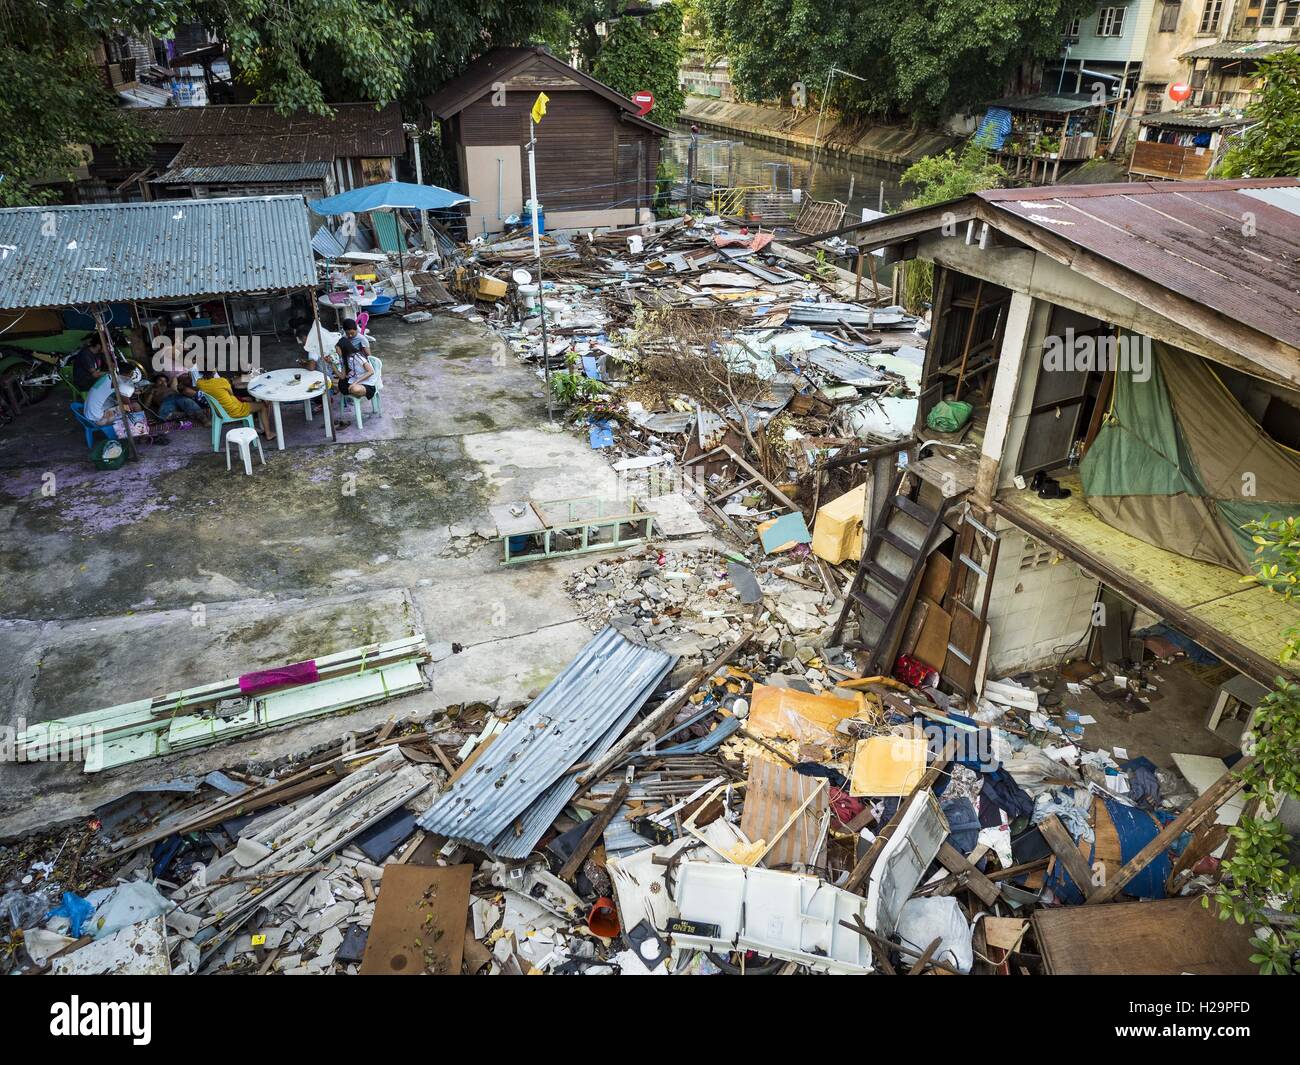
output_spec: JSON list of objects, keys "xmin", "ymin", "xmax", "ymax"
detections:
[
  {"xmin": 340, "ymin": 317, "xmax": 372, "ymax": 355},
  {"xmin": 336, "ymin": 331, "xmax": 376, "ymax": 406},
  {"xmin": 197, "ymin": 369, "xmax": 274, "ymax": 441},
  {"xmin": 71, "ymin": 335, "xmax": 109, "ymax": 393},
  {"xmin": 83, "ymin": 373, "xmax": 139, "ymax": 428},
  {"xmin": 146, "ymin": 374, "xmax": 208, "ymax": 426}
]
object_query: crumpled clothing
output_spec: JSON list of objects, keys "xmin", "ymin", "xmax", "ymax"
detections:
[
  {"xmin": 941, "ymin": 796, "xmax": 981, "ymax": 855},
  {"xmin": 1121, "ymin": 756, "xmax": 1161, "ymax": 808},
  {"xmin": 893, "ymin": 654, "xmax": 931, "ymax": 688},
  {"xmin": 979, "ymin": 768, "xmax": 1035, "ymax": 826},
  {"xmin": 1003, "ymin": 745, "xmax": 1081, "ymax": 795},
  {"xmin": 1032, "ymin": 791, "xmax": 1094, "ymax": 843}
]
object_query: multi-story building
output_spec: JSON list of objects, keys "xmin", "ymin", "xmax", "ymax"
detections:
[
  {"xmin": 1139, "ymin": 0, "xmax": 1298, "ymax": 114},
  {"xmin": 1052, "ymin": 2, "xmax": 1157, "ymax": 105},
  {"xmin": 1128, "ymin": 1, "xmax": 1297, "ymax": 179}
]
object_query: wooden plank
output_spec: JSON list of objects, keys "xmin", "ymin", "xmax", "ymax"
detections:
[
  {"xmin": 557, "ymin": 782, "xmax": 630, "ymax": 883},
  {"xmin": 1034, "ymin": 897, "xmax": 1256, "ymax": 975},
  {"xmin": 1087, "ymin": 761, "xmax": 1248, "ymax": 905},
  {"xmin": 1039, "ymin": 814, "xmax": 1097, "ymax": 900},
  {"xmin": 907, "ymin": 937, "xmax": 942, "ymax": 975},
  {"xmin": 935, "ymin": 841, "xmax": 1000, "ymax": 907},
  {"xmin": 359, "ymin": 864, "xmax": 473, "ymax": 975}
]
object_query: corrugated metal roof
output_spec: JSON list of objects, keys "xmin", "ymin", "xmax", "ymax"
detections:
[
  {"xmin": 417, "ymin": 626, "xmax": 675, "ymax": 852},
  {"xmin": 153, "ymin": 162, "xmax": 331, "ymax": 185},
  {"xmin": 0, "ymin": 196, "xmax": 317, "ymax": 310},
  {"xmin": 1181, "ymin": 40, "xmax": 1297, "ymax": 60},
  {"xmin": 977, "ymin": 180, "xmax": 1300, "ymax": 350},
  {"xmin": 1139, "ymin": 110, "xmax": 1248, "ymax": 130},
  {"xmin": 984, "ymin": 92, "xmax": 1104, "ymax": 114}
]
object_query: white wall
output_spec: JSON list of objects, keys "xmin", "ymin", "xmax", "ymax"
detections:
[{"xmin": 984, "ymin": 517, "xmax": 1102, "ymax": 674}]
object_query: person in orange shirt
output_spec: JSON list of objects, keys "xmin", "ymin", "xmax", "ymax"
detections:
[{"xmin": 197, "ymin": 371, "xmax": 275, "ymax": 441}]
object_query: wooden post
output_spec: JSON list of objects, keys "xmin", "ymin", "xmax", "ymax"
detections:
[
  {"xmin": 557, "ymin": 781, "xmax": 630, "ymax": 883},
  {"xmin": 953, "ymin": 279, "xmax": 984, "ymax": 400},
  {"xmin": 93, "ymin": 305, "xmax": 138, "ymax": 462},
  {"xmin": 974, "ymin": 291, "xmax": 1034, "ymax": 508}
]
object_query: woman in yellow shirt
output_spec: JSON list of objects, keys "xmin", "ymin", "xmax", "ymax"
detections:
[{"xmin": 197, "ymin": 371, "xmax": 275, "ymax": 441}]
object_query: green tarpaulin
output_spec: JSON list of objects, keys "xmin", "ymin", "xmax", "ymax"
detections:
[{"xmin": 1080, "ymin": 340, "xmax": 1300, "ymax": 575}]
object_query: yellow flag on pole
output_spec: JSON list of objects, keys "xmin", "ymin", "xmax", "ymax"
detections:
[{"xmin": 531, "ymin": 92, "xmax": 549, "ymax": 124}]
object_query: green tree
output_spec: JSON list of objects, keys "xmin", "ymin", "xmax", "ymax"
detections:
[
  {"xmin": 699, "ymin": 0, "xmax": 1092, "ymax": 124},
  {"xmin": 1215, "ymin": 52, "xmax": 1300, "ymax": 179},
  {"xmin": 0, "ymin": 1, "xmax": 161, "ymax": 205},
  {"xmin": 0, "ymin": 0, "xmax": 575, "ymax": 205},
  {"xmin": 895, "ymin": 143, "xmax": 1005, "ymax": 312},
  {"xmin": 1211, "ymin": 513, "xmax": 1300, "ymax": 974},
  {"xmin": 592, "ymin": 3, "xmax": 686, "ymax": 122}
]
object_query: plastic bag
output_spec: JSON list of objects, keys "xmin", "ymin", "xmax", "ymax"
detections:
[
  {"xmin": 2, "ymin": 889, "xmax": 52, "ymax": 930},
  {"xmin": 90, "ymin": 881, "xmax": 173, "ymax": 939},
  {"xmin": 48, "ymin": 891, "xmax": 95, "ymax": 938},
  {"xmin": 926, "ymin": 399, "xmax": 973, "ymax": 433},
  {"xmin": 895, "ymin": 896, "xmax": 973, "ymax": 973}
]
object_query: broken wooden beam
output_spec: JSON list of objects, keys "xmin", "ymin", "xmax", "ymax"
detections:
[
  {"xmin": 1087, "ymin": 760, "xmax": 1249, "ymax": 905},
  {"xmin": 1039, "ymin": 813, "xmax": 1097, "ymax": 900},
  {"xmin": 558, "ymin": 782, "xmax": 630, "ymax": 884},
  {"xmin": 936, "ymin": 841, "xmax": 1001, "ymax": 907}
]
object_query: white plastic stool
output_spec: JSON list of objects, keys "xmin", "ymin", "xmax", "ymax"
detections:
[{"xmin": 225, "ymin": 426, "xmax": 265, "ymax": 475}]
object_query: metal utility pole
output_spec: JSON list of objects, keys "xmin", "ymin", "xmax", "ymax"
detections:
[
  {"xmin": 528, "ymin": 114, "xmax": 554, "ymax": 421},
  {"xmin": 686, "ymin": 124, "xmax": 699, "ymax": 214},
  {"xmin": 405, "ymin": 122, "xmax": 433, "ymax": 251},
  {"xmin": 810, "ymin": 67, "xmax": 866, "ymax": 188}
]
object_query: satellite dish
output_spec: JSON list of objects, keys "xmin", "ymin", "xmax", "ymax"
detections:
[{"xmin": 512, "ymin": 268, "xmax": 533, "ymax": 286}]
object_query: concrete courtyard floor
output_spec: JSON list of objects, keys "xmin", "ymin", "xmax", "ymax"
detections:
[{"xmin": 0, "ymin": 314, "xmax": 697, "ymax": 836}]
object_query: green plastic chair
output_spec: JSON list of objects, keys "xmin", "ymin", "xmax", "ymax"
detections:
[{"xmin": 198, "ymin": 392, "xmax": 254, "ymax": 453}]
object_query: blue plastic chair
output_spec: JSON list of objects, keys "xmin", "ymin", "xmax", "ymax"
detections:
[
  {"xmin": 197, "ymin": 392, "xmax": 255, "ymax": 453},
  {"xmin": 71, "ymin": 402, "xmax": 118, "ymax": 450}
]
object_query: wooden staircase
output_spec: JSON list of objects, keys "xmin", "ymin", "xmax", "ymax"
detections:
[{"xmin": 830, "ymin": 468, "xmax": 958, "ymax": 673}]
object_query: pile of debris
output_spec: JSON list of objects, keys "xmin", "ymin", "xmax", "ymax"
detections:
[{"xmin": 1, "ymin": 603, "xmax": 1257, "ymax": 975}]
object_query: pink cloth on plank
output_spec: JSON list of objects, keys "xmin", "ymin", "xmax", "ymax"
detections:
[{"xmin": 238, "ymin": 660, "xmax": 319, "ymax": 694}]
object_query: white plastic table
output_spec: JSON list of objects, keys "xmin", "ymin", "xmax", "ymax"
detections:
[{"xmin": 246, "ymin": 368, "xmax": 333, "ymax": 450}]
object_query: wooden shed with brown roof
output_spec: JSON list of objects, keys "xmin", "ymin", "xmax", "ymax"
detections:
[
  {"xmin": 425, "ymin": 46, "xmax": 670, "ymax": 236},
  {"xmin": 85, "ymin": 102, "xmax": 406, "ymax": 203}
]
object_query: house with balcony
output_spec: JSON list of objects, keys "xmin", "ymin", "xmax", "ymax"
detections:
[
  {"xmin": 1054, "ymin": 0, "xmax": 1158, "ymax": 102},
  {"xmin": 972, "ymin": 93, "xmax": 1111, "ymax": 184},
  {"xmin": 1130, "ymin": 2, "xmax": 1296, "ymax": 179},
  {"xmin": 802, "ymin": 178, "xmax": 1300, "ymax": 764},
  {"xmin": 1141, "ymin": 1, "xmax": 1298, "ymax": 113}
]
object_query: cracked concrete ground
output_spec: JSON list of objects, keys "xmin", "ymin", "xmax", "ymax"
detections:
[{"xmin": 0, "ymin": 313, "xmax": 685, "ymax": 837}]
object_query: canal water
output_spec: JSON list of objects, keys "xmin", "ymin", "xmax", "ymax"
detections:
[{"xmin": 663, "ymin": 126, "xmax": 911, "ymax": 221}]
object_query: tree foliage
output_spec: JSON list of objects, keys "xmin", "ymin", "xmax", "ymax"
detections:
[
  {"xmin": 1215, "ymin": 52, "xmax": 1300, "ymax": 179},
  {"xmin": 1215, "ymin": 515, "xmax": 1300, "ymax": 973},
  {"xmin": 0, "ymin": 1, "xmax": 164, "ymax": 205},
  {"xmin": 698, "ymin": 0, "xmax": 1093, "ymax": 123},
  {"xmin": 592, "ymin": 3, "xmax": 686, "ymax": 123},
  {"xmin": 0, "ymin": 0, "xmax": 571, "ymax": 205},
  {"xmin": 895, "ymin": 143, "xmax": 1005, "ymax": 312}
]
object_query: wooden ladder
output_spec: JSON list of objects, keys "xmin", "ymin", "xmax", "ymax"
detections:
[
  {"xmin": 830, "ymin": 467, "xmax": 956, "ymax": 673},
  {"xmin": 941, "ymin": 508, "xmax": 1000, "ymax": 696}
]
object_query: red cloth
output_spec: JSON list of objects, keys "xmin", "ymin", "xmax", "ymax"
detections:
[
  {"xmin": 892, "ymin": 654, "xmax": 930, "ymax": 688},
  {"xmin": 238, "ymin": 660, "xmax": 319, "ymax": 694}
]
